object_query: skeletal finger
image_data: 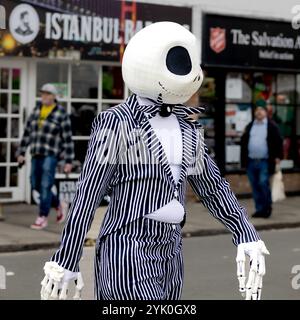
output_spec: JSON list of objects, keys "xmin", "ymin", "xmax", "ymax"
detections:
[
  {"xmin": 40, "ymin": 275, "xmax": 49, "ymax": 299},
  {"xmin": 59, "ymin": 281, "xmax": 69, "ymax": 300},
  {"xmin": 50, "ymin": 281, "xmax": 60, "ymax": 299},
  {"xmin": 258, "ymin": 255, "xmax": 266, "ymax": 276},
  {"xmin": 42, "ymin": 278, "xmax": 54, "ymax": 300},
  {"xmin": 246, "ymin": 256, "xmax": 258, "ymax": 300},
  {"xmin": 257, "ymin": 276, "xmax": 263, "ymax": 300},
  {"xmin": 73, "ymin": 273, "xmax": 84, "ymax": 300},
  {"xmin": 236, "ymin": 246, "xmax": 246, "ymax": 296},
  {"xmin": 256, "ymin": 255, "xmax": 266, "ymax": 300},
  {"xmin": 251, "ymin": 272, "xmax": 261, "ymax": 300}
]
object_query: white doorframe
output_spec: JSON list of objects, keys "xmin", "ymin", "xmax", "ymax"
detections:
[{"xmin": 0, "ymin": 59, "xmax": 28, "ymax": 202}]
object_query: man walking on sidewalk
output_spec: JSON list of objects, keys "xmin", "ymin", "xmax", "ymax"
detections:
[
  {"xmin": 16, "ymin": 84, "xmax": 75, "ymax": 230},
  {"xmin": 241, "ymin": 99, "xmax": 283, "ymax": 218}
]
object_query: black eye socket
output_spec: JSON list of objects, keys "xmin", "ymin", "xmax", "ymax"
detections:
[{"xmin": 166, "ymin": 46, "xmax": 192, "ymax": 76}]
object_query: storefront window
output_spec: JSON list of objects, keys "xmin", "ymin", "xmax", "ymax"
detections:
[
  {"xmin": 10, "ymin": 142, "xmax": 19, "ymax": 162},
  {"xmin": 225, "ymin": 103, "xmax": 252, "ymax": 170},
  {"xmin": 71, "ymin": 64, "xmax": 99, "ymax": 99},
  {"xmin": 253, "ymin": 73, "xmax": 276, "ymax": 104},
  {"xmin": 277, "ymin": 74, "xmax": 295, "ymax": 104},
  {"xmin": 0, "ymin": 142, "xmax": 6, "ymax": 163},
  {"xmin": 0, "ymin": 93, "xmax": 8, "ymax": 113},
  {"xmin": 199, "ymin": 76, "xmax": 216, "ymax": 100},
  {"xmin": 12, "ymin": 69, "xmax": 20, "ymax": 90},
  {"xmin": 71, "ymin": 103, "xmax": 97, "ymax": 136},
  {"xmin": 36, "ymin": 63, "xmax": 68, "ymax": 99},
  {"xmin": 226, "ymin": 73, "xmax": 252, "ymax": 103},
  {"xmin": 73, "ymin": 140, "xmax": 89, "ymax": 173},
  {"xmin": 296, "ymin": 75, "xmax": 300, "ymax": 104},
  {"xmin": 11, "ymin": 118, "xmax": 19, "ymax": 138},
  {"xmin": 11, "ymin": 93, "xmax": 20, "ymax": 114},
  {"xmin": 224, "ymin": 71, "xmax": 299, "ymax": 171},
  {"xmin": 102, "ymin": 66, "xmax": 124, "ymax": 99},
  {"xmin": 10, "ymin": 166, "xmax": 18, "ymax": 187},
  {"xmin": 0, "ymin": 118, "xmax": 7, "ymax": 138},
  {"xmin": 198, "ymin": 102, "xmax": 216, "ymax": 157},
  {"xmin": 36, "ymin": 62, "xmax": 127, "ymax": 174},
  {"xmin": 0, "ymin": 168, "xmax": 5, "ymax": 187},
  {"xmin": 0, "ymin": 68, "xmax": 9, "ymax": 89}
]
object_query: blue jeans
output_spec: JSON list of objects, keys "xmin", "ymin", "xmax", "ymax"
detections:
[
  {"xmin": 30, "ymin": 155, "xmax": 60, "ymax": 217},
  {"xmin": 247, "ymin": 158, "xmax": 272, "ymax": 214}
]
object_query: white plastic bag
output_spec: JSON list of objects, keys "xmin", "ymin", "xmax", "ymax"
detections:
[{"xmin": 271, "ymin": 165, "xmax": 286, "ymax": 203}]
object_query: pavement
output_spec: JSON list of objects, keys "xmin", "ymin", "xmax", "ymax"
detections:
[
  {"xmin": 0, "ymin": 196, "xmax": 300, "ymax": 253},
  {"xmin": 1, "ymin": 228, "xmax": 300, "ymax": 300}
]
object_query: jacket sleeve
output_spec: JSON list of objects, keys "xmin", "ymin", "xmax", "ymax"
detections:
[
  {"xmin": 51, "ymin": 111, "xmax": 121, "ymax": 272},
  {"xmin": 272, "ymin": 121, "xmax": 284, "ymax": 160},
  {"xmin": 16, "ymin": 113, "xmax": 33, "ymax": 157},
  {"xmin": 187, "ymin": 144, "xmax": 260, "ymax": 246},
  {"xmin": 60, "ymin": 112, "xmax": 75, "ymax": 164}
]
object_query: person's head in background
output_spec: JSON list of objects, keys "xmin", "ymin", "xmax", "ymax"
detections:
[
  {"xmin": 254, "ymin": 99, "xmax": 268, "ymax": 122},
  {"xmin": 40, "ymin": 83, "xmax": 57, "ymax": 106}
]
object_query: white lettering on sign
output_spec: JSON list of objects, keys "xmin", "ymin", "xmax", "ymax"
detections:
[
  {"xmin": 45, "ymin": 12, "xmax": 154, "ymax": 44},
  {"xmin": 230, "ymin": 28, "xmax": 300, "ymax": 50},
  {"xmin": 59, "ymin": 181, "xmax": 78, "ymax": 203},
  {"xmin": 231, "ymin": 29, "xmax": 250, "ymax": 45},
  {"xmin": 0, "ymin": 5, "xmax": 5, "ymax": 30}
]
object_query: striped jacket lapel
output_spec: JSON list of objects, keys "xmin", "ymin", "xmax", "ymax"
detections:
[
  {"xmin": 138, "ymin": 114, "xmax": 175, "ymax": 185},
  {"xmin": 176, "ymin": 116, "xmax": 198, "ymax": 187},
  {"xmin": 129, "ymin": 94, "xmax": 199, "ymax": 187}
]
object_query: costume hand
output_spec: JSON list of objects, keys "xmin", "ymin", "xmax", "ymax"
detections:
[
  {"xmin": 41, "ymin": 261, "xmax": 84, "ymax": 300},
  {"xmin": 236, "ymin": 240, "xmax": 270, "ymax": 300}
]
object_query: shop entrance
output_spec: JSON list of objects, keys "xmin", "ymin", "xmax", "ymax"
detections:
[{"xmin": 0, "ymin": 60, "xmax": 27, "ymax": 202}]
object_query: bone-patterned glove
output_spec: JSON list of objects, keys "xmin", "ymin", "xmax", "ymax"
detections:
[
  {"xmin": 236, "ymin": 240, "xmax": 270, "ymax": 300},
  {"xmin": 40, "ymin": 261, "xmax": 84, "ymax": 300}
]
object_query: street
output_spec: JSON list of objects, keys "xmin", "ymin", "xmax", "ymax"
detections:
[{"xmin": 0, "ymin": 228, "xmax": 299, "ymax": 300}]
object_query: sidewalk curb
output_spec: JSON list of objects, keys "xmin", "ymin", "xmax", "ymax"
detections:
[
  {"xmin": 182, "ymin": 221, "xmax": 300, "ymax": 238},
  {"xmin": 1, "ymin": 222, "xmax": 300, "ymax": 253},
  {"xmin": 0, "ymin": 242, "xmax": 61, "ymax": 253}
]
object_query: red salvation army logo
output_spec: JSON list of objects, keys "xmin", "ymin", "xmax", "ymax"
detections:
[{"xmin": 210, "ymin": 27, "xmax": 226, "ymax": 53}]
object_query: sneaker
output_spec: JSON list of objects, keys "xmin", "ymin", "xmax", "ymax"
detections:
[
  {"xmin": 30, "ymin": 216, "xmax": 48, "ymax": 230},
  {"xmin": 56, "ymin": 202, "xmax": 67, "ymax": 224}
]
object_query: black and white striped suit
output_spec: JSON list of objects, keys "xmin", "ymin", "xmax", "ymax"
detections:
[{"xmin": 51, "ymin": 94, "xmax": 260, "ymax": 299}]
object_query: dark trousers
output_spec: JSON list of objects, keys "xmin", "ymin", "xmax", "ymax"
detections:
[
  {"xmin": 30, "ymin": 155, "xmax": 60, "ymax": 217},
  {"xmin": 247, "ymin": 158, "xmax": 272, "ymax": 215}
]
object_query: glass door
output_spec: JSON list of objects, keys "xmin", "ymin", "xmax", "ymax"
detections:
[{"xmin": 0, "ymin": 60, "xmax": 27, "ymax": 201}]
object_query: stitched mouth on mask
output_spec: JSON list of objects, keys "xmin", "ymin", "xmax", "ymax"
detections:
[{"xmin": 158, "ymin": 81, "xmax": 192, "ymax": 98}]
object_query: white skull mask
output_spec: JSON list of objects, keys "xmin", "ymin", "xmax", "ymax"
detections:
[{"xmin": 122, "ymin": 21, "xmax": 204, "ymax": 105}]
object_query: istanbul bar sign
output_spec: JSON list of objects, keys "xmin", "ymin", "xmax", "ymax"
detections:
[
  {"xmin": 202, "ymin": 14, "xmax": 300, "ymax": 70},
  {"xmin": 0, "ymin": 0, "xmax": 191, "ymax": 61}
]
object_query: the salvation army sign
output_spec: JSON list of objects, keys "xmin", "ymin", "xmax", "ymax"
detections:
[
  {"xmin": 0, "ymin": 0, "xmax": 191, "ymax": 61},
  {"xmin": 210, "ymin": 27, "xmax": 226, "ymax": 53},
  {"xmin": 202, "ymin": 14, "xmax": 300, "ymax": 70}
]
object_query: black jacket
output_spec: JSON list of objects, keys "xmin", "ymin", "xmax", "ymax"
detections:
[{"xmin": 241, "ymin": 119, "xmax": 283, "ymax": 174}]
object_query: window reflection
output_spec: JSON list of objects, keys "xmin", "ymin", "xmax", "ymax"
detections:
[
  {"xmin": 226, "ymin": 73, "xmax": 252, "ymax": 103},
  {"xmin": 72, "ymin": 64, "xmax": 98, "ymax": 99},
  {"xmin": 71, "ymin": 103, "xmax": 97, "ymax": 136},
  {"xmin": 36, "ymin": 63, "xmax": 68, "ymax": 99},
  {"xmin": 102, "ymin": 66, "xmax": 124, "ymax": 99},
  {"xmin": 277, "ymin": 74, "xmax": 295, "ymax": 104},
  {"xmin": 253, "ymin": 73, "xmax": 275, "ymax": 104}
]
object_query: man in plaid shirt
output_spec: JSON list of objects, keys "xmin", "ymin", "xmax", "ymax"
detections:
[{"xmin": 16, "ymin": 84, "xmax": 75, "ymax": 230}]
